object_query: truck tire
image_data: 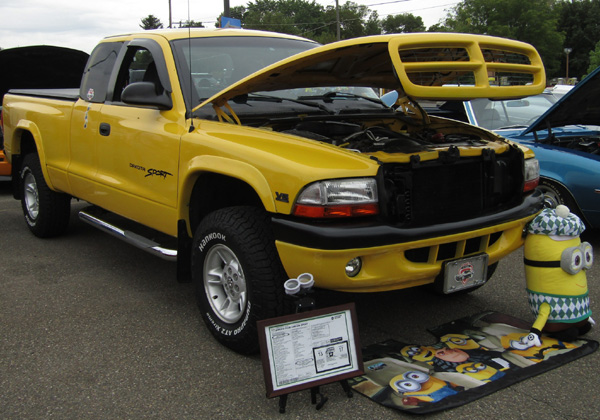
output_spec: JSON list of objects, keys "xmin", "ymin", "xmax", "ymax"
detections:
[
  {"xmin": 20, "ymin": 153, "xmax": 71, "ymax": 237},
  {"xmin": 192, "ymin": 206, "xmax": 287, "ymax": 354}
]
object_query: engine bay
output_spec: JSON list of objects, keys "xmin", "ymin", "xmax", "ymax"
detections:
[
  {"xmin": 275, "ymin": 118, "xmax": 492, "ymax": 154},
  {"xmin": 543, "ymin": 135, "xmax": 600, "ymax": 155}
]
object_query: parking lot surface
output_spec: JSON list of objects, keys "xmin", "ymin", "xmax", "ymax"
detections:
[{"xmin": 1, "ymin": 180, "xmax": 599, "ymax": 419}]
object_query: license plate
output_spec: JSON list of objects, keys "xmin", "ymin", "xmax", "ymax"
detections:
[{"xmin": 441, "ymin": 253, "xmax": 489, "ymax": 294}]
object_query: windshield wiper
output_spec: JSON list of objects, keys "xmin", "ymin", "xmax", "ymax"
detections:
[
  {"xmin": 298, "ymin": 91, "xmax": 384, "ymax": 105},
  {"xmin": 495, "ymin": 124, "xmax": 528, "ymax": 130},
  {"xmin": 240, "ymin": 93, "xmax": 333, "ymax": 114}
]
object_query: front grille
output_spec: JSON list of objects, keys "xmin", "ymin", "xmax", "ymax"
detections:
[
  {"xmin": 380, "ymin": 145, "xmax": 524, "ymax": 227},
  {"xmin": 405, "ymin": 232, "xmax": 503, "ymax": 263}
]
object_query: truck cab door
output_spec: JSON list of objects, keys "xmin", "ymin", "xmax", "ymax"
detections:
[
  {"xmin": 94, "ymin": 40, "xmax": 184, "ymax": 230},
  {"xmin": 69, "ymin": 42, "xmax": 122, "ymax": 200}
]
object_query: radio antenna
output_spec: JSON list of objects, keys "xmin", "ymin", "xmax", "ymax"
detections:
[{"xmin": 187, "ymin": 0, "xmax": 195, "ymax": 132}]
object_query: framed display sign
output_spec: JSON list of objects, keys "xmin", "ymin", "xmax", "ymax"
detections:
[{"xmin": 258, "ymin": 303, "xmax": 363, "ymax": 398}]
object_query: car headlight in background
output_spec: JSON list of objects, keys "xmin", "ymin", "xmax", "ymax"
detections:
[{"xmin": 293, "ymin": 177, "xmax": 379, "ymax": 218}]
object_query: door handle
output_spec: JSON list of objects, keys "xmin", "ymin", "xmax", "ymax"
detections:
[{"xmin": 99, "ymin": 122, "xmax": 111, "ymax": 136}]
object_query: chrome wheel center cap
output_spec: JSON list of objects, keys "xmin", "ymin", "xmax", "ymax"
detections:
[{"xmin": 223, "ymin": 261, "xmax": 242, "ymax": 301}]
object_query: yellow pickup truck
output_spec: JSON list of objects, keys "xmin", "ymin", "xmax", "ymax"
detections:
[{"xmin": 1, "ymin": 28, "xmax": 545, "ymax": 353}]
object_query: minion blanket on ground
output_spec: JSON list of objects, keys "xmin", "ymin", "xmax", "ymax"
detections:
[{"xmin": 349, "ymin": 311, "xmax": 598, "ymax": 414}]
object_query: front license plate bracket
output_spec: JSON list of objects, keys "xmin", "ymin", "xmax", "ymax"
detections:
[{"xmin": 439, "ymin": 253, "xmax": 489, "ymax": 294}]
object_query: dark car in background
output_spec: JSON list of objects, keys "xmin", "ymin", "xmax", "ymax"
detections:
[{"xmin": 0, "ymin": 45, "xmax": 89, "ymax": 180}]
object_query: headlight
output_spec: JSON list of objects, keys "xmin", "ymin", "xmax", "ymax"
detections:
[
  {"xmin": 523, "ymin": 158, "xmax": 539, "ymax": 192},
  {"xmin": 293, "ymin": 178, "xmax": 379, "ymax": 218}
]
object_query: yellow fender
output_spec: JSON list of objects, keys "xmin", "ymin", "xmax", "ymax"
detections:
[
  {"xmin": 13, "ymin": 120, "xmax": 55, "ymax": 190},
  {"xmin": 179, "ymin": 155, "xmax": 277, "ymax": 226}
]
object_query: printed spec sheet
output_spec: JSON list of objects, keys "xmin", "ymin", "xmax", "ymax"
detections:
[{"xmin": 264, "ymin": 309, "xmax": 360, "ymax": 392}]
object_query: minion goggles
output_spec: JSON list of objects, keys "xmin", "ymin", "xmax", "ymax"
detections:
[{"xmin": 524, "ymin": 242, "xmax": 593, "ymax": 275}]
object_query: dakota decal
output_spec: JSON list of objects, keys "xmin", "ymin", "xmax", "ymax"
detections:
[
  {"xmin": 130, "ymin": 163, "xmax": 172, "ymax": 179},
  {"xmin": 130, "ymin": 163, "xmax": 146, "ymax": 172}
]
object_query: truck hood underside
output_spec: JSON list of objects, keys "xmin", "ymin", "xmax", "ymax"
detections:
[{"xmin": 196, "ymin": 33, "xmax": 546, "ymax": 112}]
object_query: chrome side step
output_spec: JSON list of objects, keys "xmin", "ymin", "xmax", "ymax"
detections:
[{"xmin": 79, "ymin": 208, "xmax": 177, "ymax": 262}]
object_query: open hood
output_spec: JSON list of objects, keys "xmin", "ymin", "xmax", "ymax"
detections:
[
  {"xmin": 522, "ymin": 66, "xmax": 600, "ymax": 135},
  {"xmin": 195, "ymin": 33, "xmax": 546, "ymax": 112}
]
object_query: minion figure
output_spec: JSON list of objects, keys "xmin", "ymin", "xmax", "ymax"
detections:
[
  {"xmin": 401, "ymin": 345, "xmax": 437, "ymax": 363},
  {"xmin": 523, "ymin": 205, "xmax": 594, "ymax": 346},
  {"xmin": 389, "ymin": 370, "xmax": 461, "ymax": 405},
  {"xmin": 440, "ymin": 334, "xmax": 481, "ymax": 350},
  {"xmin": 501, "ymin": 332, "xmax": 577, "ymax": 362},
  {"xmin": 456, "ymin": 362, "xmax": 505, "ymax": 382}
]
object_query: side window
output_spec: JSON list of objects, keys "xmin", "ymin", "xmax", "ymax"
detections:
[
  {"xmin": 112, "ymin": 47, "xmax": 160, "ymax": 102},
  {"xmin": 80, "ymin": 42, "xmax": 122, "ymax": 103}
]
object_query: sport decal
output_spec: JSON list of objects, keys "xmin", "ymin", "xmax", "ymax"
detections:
[{"xmin": 129, "ymin": 163, "xmax": 173, "ymax": 179}]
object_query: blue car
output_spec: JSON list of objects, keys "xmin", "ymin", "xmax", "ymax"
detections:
[{"xmin": 437, "ymin": 69, "xmax": 600, "ymax": 229}]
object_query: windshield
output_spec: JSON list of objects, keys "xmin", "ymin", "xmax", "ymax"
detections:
[
  {"xmin": 171, "ymin": 36, "xmax": 381, "ymax": 114},
  {"xmin": 172, "ymin": 36, "xmax": 318, "ymax": 107},
  {"xmin": 469, "ymin": 87, "xmax": 572, "ymax": 130}
]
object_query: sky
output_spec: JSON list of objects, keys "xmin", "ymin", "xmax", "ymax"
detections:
[{"xmin": 0, "ymin": 0, "xmax": 459, "ymax": 53}]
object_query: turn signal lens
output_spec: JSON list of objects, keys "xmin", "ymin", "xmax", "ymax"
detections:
[{"xmin": 294, "ymin": 203, "xmax": 379, "ymax": 218}]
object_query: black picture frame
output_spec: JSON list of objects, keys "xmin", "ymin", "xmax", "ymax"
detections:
[{"xmin": 258, "ymin": 302, "xmax": 363, "ymax": 398}]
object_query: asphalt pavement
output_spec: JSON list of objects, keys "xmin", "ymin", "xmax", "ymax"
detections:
[{"xmin": 1, "ymin": 180, "xmax": 599, "ymax": 420}]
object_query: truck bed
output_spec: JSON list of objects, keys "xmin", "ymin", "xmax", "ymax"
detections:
[{"xmin": 8, "ymin": 88, "xmax": 80, "ymax": 101}]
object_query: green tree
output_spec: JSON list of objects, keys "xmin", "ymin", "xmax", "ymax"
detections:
[
  {"xmin": 556, "ymin": 0, "xmax": 600, "ymax": 80},
  {"xmin": 587, "ymin": 40, "xmax": 600, "ymax": 75},
  {"xmin": 226, "ymin": 0, "xmax": 327, "ymax": 38},
  {"xmin": 178, "ymin": 20, "xmax": 205, "ymax": 28},
  {"xmin": 224, "ymin": 0, "xmax": 380, "ymax": 43},
  {"xmin": 364, "ymin": 10, "xmax": 381, "ymax": 36},
  {"xmin": 140, "ymin": 14, "xmax": 163, "ymax": 30},
  {"xmin": 426, "ymin": 23, "xmax": 451, "ymax": 32},
  {"xmin": 381, "ymin": 13, "xmax": 425, "ymax": 34},
  {"xmin": 322, "ymin": 1, "xmax": 379, "ymax": 40},
  {"xmin": 441, "ymin": 0, "xmax": 564, "ymax": 77}
]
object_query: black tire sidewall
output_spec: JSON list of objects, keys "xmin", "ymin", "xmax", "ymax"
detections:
[
  {"xmin": 194, "ymin": 230, "xmax": 255, "ymax": 344},
  {"xmin": 191, "ymin": 207, "xmax": 285, "ymax": 353},
  {"xmin": 20, "ymin": 153, "xmax": 70, "ymax": 237},
  {"xmin": 20, "ymin": 160, "xmax": 39, "ymax": 228}
]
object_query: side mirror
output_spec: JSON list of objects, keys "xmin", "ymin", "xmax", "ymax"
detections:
[
  {"xmin": 121, "ymin": 82, "xmax": 173, "ymax": 110},
  {"xmin": 380, "ymin": 90, "xmax": 399, "ymax": 108}
]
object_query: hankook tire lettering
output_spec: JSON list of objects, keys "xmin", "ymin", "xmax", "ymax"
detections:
[{"xmin": 198, "ymin": 232, "xmax": 226, "ymax": 252}]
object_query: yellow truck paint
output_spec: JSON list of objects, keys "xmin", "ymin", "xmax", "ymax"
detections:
[
  {"xmin": 1, "ymin": 28, "xmax": 545, "ymax": 352},
  {"xmin": 276, "ymin": 216, "xmax": 530, "ymax": 293}
]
